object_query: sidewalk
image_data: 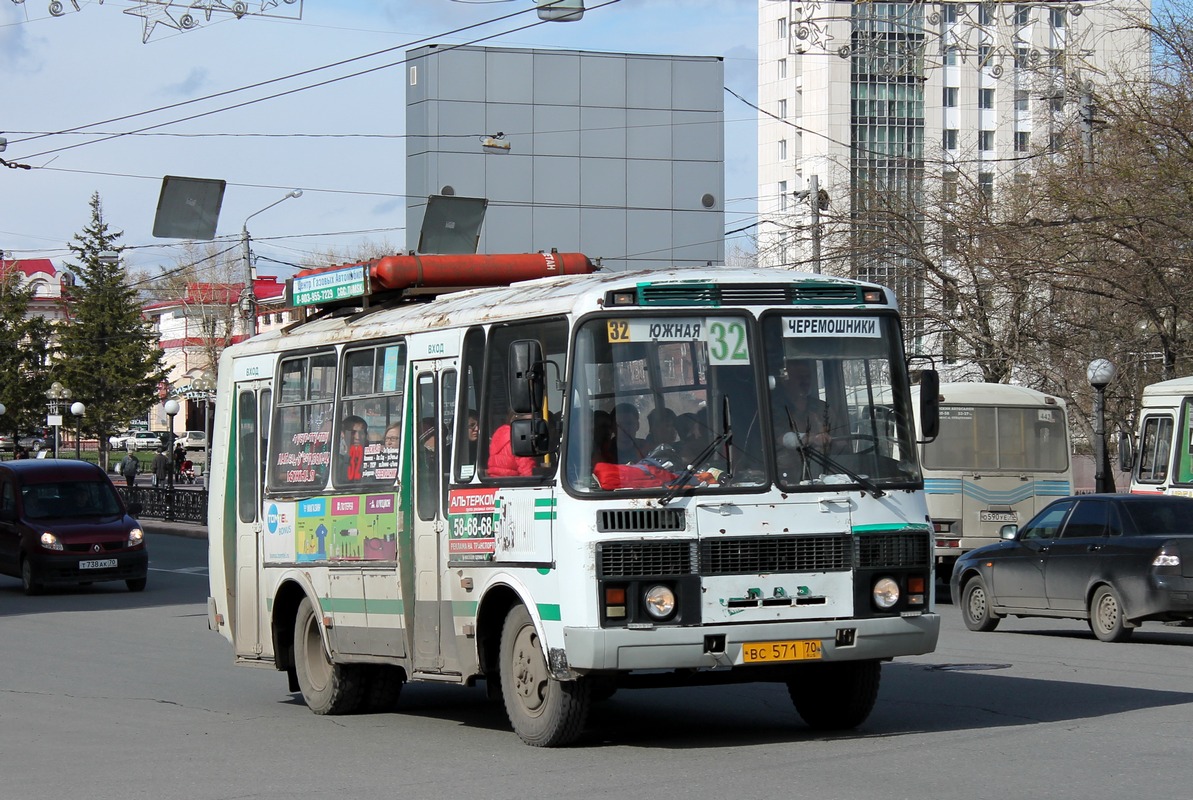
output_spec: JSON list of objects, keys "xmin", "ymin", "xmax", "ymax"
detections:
[{"xmin": 141, "ymin": 518, "xmax": 208, "ymax": 539}]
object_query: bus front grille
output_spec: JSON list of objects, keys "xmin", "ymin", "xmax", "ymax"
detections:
[
  {"xmin": 597, "ymin": 508, "xmax": 686, "ymax": 533},
  {"xmin": 855, "ymin": 529, "xmax": 931, "ymax": 568},
  {"xmin": 700, "ymin": 535, "xmax": 851, "ymax": 575},
  {"xmin": 598, "ymin": 541, "xmax": 697, "ymax": 577}
]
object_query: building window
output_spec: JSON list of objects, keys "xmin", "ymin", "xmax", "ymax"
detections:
[
  {"xmin": 943, "ymin": 87, "xmax": 958, "ymax": 107},
  {"xmin": 942, "ymin": 171, "xmax": 958, "ymax": 205},
  {"xmin": 778, "ymin": 16, "xmax": 787, "ymax": 40},
  {"xmin": 1015, "ymin": 47, "xmax": 1029, "ymax": 69},
  {"xmin": 979, "ymin": 130, "xmax": 994, "ymax": 151},
  {"xmin": 1014, "ymin": 131, "xmax": 1030, "ymax": 152},
  {"xmin": 978, "ymin": 172, "xmax": 994, "ymax": 200},
  {"xmin": 1049, "ymin": 93, "xmax": 1065, "ymax": 112},
  {"xmin": 778, "ymin": 98, "xmax": 787, "ymax": 119},
  {"xmin": 1049, "ymin": 132, "xmax": 1063, "ymax": 151},
  {"xmin": 978, "ymin": 44, "xmax": 992, "ymax": 67},
  {"xmin": 1015, "ymin": 4, "xmax": 1031, "ymax": 26},
  {"xmin": 944, "ymin": 47, "xmax": 958, "ymax": 66},
  {"xmin": 778, "ymin": 58, "xmax": 787, "ymax": 80},
  {"xmin": 1050, "ymin": 7, "xmax": 1066, "ymax": 28},
  {"xmin": 943, "ymin": 129, "xmax": 958, "ymax": 150},
  {"xmin": 979, "ymin": 88, "xmax": 995, "ymax": 109},
  {"xmin": 778, "ymin": 139, "xmax": 787, "ymax": 161},
  {"xmin": 779, "ymin": 181, "xmax": 788, "ymax": 212},
  {"xmin": 978, "ymin": 3, "xmax": 993, "ymax": 25},
  {"xmin": 944, "ymin": 3, "xmax": 957, "ymax": 24},
  {"xmin": 1015, "ymin": 89, "xmax": 1029, "ymax": 111}
]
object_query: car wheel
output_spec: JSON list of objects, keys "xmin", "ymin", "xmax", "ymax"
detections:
[
  {"xmin": 499, "ymin": 604, "xmax": 590, "ymax": 747},
  {"xmin": 787, "ymin": 660, "xmax": 881, "ymax": 730},
  {"xmin": 293, "ymin": 596, "xmax": 363, "ymax": 714},
  {"xmin": 20, "ymin": 558, "xmax": 43, "ymax": 596},
  {"xmin": 1089, "ymin": 585, "xmax": 1134, "ymax": 642},
  {"xmin": 961, "ymin": 575, "xmax": 1000, "ymax": 632},
  {"xmin": 126, "ymin": 576, "xmax": 147, "ymax": 592}
]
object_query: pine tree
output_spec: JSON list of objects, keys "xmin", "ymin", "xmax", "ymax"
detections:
[
  {"xmin": 0, "ymin": 264, "xmax": 52, "ymax": 438},
  {"xmin": 53, "ymin": 193, "xmax": 166, "ymax": 464}
]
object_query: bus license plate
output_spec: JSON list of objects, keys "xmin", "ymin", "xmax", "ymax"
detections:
[
  {"xmin": 79, "ymin": 559, "xmax": 117, "ymax": 570},
  {"xmin": 741, "ymin": 639, "xmax": 822, "ymax": 664},
  {"xmin": 979, "ymin": 511, "xmax": 1017, "ymax": 523}
]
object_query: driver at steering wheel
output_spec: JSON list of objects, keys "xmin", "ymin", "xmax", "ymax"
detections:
[{"xmin": 778, "ymin": 360, "xmax": 833, "ymax": 451}]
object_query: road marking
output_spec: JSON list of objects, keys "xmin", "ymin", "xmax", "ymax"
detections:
[{"xmin": 150, "ymin": 566, "xmax": 209, "ymax": 576}]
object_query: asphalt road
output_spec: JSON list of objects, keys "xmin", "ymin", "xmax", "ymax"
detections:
[{"xmin": 3, "ymin": 533, "xmax": 1192, "ymax": 800}]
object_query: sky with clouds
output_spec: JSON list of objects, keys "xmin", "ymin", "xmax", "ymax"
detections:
[{"xmin": 0, "ymin": 0, "xmax": 759, "ymax": 279}]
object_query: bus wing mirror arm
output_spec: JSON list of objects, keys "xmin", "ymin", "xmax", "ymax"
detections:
[{"xmin": 1116, "ymin": 430, "xmax": 1133, "ymax": 474}]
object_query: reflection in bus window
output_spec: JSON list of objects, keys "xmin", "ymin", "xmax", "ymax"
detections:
[{"xmin": 269, "ymin": 352, "xmax": 336, "ymax": 491}]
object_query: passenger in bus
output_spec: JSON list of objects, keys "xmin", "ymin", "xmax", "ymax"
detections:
[
  {"xmin": 382, "ymin": 422, "xmax": 402, "ymax": 450},
  {"xmin": 591, "ymin": 409, "xmax": 617, "ymax": 466},
  {"xmin": 338, "ymin": 415, "xmax": 369, "ymax": 482},
  {"xmin": 417, "ymin": 418, "xmax": 438, "ymax": 500},
  {"xmin": 644, "ymin": 407, "xmax": 679, "ymax": 453},
  {"xmin": 465, "ymin": 412, "xmax": 480, "ymax": 463},
  {"xmin": 777, "ymin": 360, "xmax": 833, "ymax": 450},
  {"xmin": 612, "ymin": 403, "xmax": 647, "ymax": 463},
  {"xmin": 487, "ymin": 413, "xmax": 536, "ymax": 477}
]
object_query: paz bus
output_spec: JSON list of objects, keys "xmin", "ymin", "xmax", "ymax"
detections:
[
  {"xmin": 912, "ymin": 383, "xmax": 1073, "ymax": 577},
  {"xmin": 206, "ymin": 252, "xmax": 942, "ymax": 746},
  {"xmin": 1122, "ymin": 375, "xmax": 1193, "ymax": 496}
]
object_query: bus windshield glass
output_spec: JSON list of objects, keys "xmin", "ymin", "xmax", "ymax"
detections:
[
  {"xmin": 761, "ymin": 312, "xmax": 920, "ymax": 492},
  {"xmin": 566, "ymin": 315, "xmax": 767, "ymax": 493},
  {"xmin": 925, "ymin": 404, "xmax": 1069, "ymax": 472}
]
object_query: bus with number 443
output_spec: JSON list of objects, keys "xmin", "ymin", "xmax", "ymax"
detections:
[{"xmin": 207, "ymin": 252, "xmax": 942, "ymax": 746}]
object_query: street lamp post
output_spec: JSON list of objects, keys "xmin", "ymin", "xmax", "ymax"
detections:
[
  {"xmin": 45, "ymin": 381, "xmax": 72, "ymax": 459},
  {"xmin": 192, "ymin": 370, "xmax": 216, "ymax": 484},
  {"xmin": 70, "ymin": 401, "xmax": 86, "ymax": 460},
  {"xmin": 1087, "ymin": 358, "xmax": 1118, "ymax": 493},
  {"xmin": 163, "ymin": 398, "xmax": 180, "ymax": 521},
  {"xmin": 242, "ymin": 190, "xmax": 302, "ymax": 338}
]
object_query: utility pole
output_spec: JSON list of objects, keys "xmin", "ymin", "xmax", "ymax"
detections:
[{"xmin": 809, "ymin": 174, "xmax": 822, "ymax": 274}]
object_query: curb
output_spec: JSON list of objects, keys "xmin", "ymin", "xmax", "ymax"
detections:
[{"xmin": 141, "ymin": 520, "xmax": 208, "ymax": 540}]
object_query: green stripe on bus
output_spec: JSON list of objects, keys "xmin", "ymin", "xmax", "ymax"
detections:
[
  {"xmin": 533, "ymin": 497, "xmax": 556, "ymax": 507},
  {"xmin": 533, "ymin": 511, "xmax": 557, "ymax": 520},
  {"xmin": 318, "ymin": 597, "xmax": 406, "ymax": 615},
  {"xmin": 537, "ymin": 603, "xmax": 561, "ymax": 621},
  {"xmin": 852, "ymin": 523, "xmax": 931, "ymax": 533},
  {"xmin": 452, "ymin": 600, "xmax": 479, "ymax": 616}
]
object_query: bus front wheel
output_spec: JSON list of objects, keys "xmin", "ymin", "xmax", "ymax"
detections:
[
  {"xmin": 499, "ymin": 604, "xmax": 590, "ymax": 747},
  {"xmin": 294, "ymin": 596, "xmax": 363, "ymax": 714},
  {"xmin": 787, "ymin": 660, "xmax": 881, "ymax": 731}
]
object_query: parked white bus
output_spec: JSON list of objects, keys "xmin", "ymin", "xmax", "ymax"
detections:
[
  {"xmin": 1123, "ymin": 375, "xmax": 1193, "ymax": 497},
  {"xmin": 207, "ymin": 252, "xmax": 942, "ymax": 746},
  {"xmin": 912, "ymin": 383, "xmax": 1073, "ymax": 577}
]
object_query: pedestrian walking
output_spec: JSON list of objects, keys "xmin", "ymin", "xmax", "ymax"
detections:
[
  {"xmin": 119, "ymin": 451, "xmax": 141, "ymax": 488},
  {"xmin": 151, "ymin": 447, "xmax": 171, "ymax": 487}
]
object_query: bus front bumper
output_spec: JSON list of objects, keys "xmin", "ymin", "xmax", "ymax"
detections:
[{"xmin": 560, "ymin": 612, "xmax": 940, "ymax": 674}]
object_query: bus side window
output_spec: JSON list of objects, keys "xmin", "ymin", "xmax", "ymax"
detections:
[
  {"xmin": 454, "ymin": 327, "xmax": 485, "ymax": 483},
  {"xmin": 268, "ymin": 352, "xmax": 336, "ymax": 493},
  {"xmin": 1138, "ymin": 416, "xmax": 1173, "ymax": 483},
  {"xmin": 336, "ymin": 342, "xmax": 406, "ymax": 488}
]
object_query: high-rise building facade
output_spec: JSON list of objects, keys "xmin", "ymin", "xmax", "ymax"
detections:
[{"xmin": 757, "ymin": 1, "xmax": 1150, "ymax": 333}]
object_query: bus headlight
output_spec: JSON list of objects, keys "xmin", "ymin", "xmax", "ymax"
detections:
[
  {"xmin": 643, "ymin": 585, "xmax": 676, "ymax": 620},
  {"xmin": 872, "ymin": 577, "xmax": 900, "ymax": 609}
]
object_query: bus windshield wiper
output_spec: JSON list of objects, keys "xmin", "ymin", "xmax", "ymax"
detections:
[
  {"xmin": 658, "ymin": 430, "xmax": 731, "ymax": 506},
  {"xmin": 798, "ymin": 444, "xmax": 885, "ymax": 499}
]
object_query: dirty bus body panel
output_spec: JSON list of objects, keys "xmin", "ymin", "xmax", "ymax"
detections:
[{"xmin": 207, "ymin": 254, "xmax": 940, "ymax": 746}]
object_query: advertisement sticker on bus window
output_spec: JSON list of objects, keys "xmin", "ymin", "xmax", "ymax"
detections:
[
  {"xmin": 783, "ymin": 317, "xmax": 881, "ymax": 338},
  {"xmin": 447, "ymin": 488, "xmax": 497, "ymax": 561},
  {"xmin": 605, "ymin": 317, "xmax": 750, "ymax": 366}
]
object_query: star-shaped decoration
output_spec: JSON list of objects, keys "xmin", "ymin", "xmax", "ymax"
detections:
[{"xmin": 123, "ymin": 1, "xmax": 183, "ymax": 43}]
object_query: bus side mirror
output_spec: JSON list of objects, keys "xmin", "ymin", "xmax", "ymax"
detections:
[
  {"xmin": 1117, "ymin": 431, "xmax": 1133, "ymax": 474},
  {"xmin": 918, "ymin": 369, "xmax": 940, "ymax": 441},
  {"xmin": 509, "ymin": 340, "xmax": 545, "ymax": 415},
  {"xmin": 510, "ymin": 417, "xmax": 549, "ymax": 457}
]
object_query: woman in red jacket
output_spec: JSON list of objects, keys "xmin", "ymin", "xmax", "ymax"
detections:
[{"xmin": 486, "ymin": 415, "xmax": 536, "ymax": 477}]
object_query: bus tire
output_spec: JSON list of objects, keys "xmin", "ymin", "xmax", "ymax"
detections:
[
  {"xmin": 294, "ymin": 596, "xmax": 363, "ymax": 715},
  {"xmin": 787, "ymin": 660, "xmax": 881, "ymax": 731},
  {"xmin": 961, "ymin": 575, "xmax": 1000, "ymax": 632},
  {"xmin": 499, "ymin": 604, "xmax": 590, "ymax": 747},
  {"xmin": 1089, "ymin": 585, "xmax": 1134, "ymax": 643},
  {"xmin": 359, "ymin": 665, "xmax": 405, "ymax": 713},
  {"xmin": 787, "ymin": 658, "xmax": 882, "ymax": 734}
]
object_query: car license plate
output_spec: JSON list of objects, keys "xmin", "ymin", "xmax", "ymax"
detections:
[
  {"xmin": 741, "ymin": 639, "xmax": 822, "ymax": 664},
  {"xmin": 980, "ymin": 510, "xmax": 1017, "ymax": 523},
  {"xmin": 79, "ymin": 559, "xmax": 117, "ymax": 570}
]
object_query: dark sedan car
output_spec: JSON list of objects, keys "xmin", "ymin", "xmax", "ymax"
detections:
[
  {"xmin": 0, "ymin": 459, "xmax": 147, "ymax": 595},
  {"xmin": 950, "ymin": 494, "xmax": 1193, "ymax": 642}
]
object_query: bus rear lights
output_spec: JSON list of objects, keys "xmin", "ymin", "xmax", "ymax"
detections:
[
  {"xmin": 644, "ymin": 585, "xmax": 677, "ymax": 620},
  {"xmin": 872, "ymin": 577, "xmax": 900, "ymax": 609},
  {"xmin": 604, "ymin": 586, "xmax": 627, "ymax": 619},
  {"xmin": 932, "ymin": 520, "xmax": 954, "ymax": 533}
]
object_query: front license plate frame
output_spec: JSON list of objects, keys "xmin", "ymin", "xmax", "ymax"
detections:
[
  {"xmin": 79, "ymin": 558, "xmax": 117, "ymax": 570},
  {"xmin": 741, "ymin": 639, "xmax": 822, "ymax": 664}
]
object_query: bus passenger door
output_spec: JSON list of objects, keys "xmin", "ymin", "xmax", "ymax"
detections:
[
  {"xmin": 233, "ymin": 381, "xmax": 271, "ymax": 657},
  {"xmin": 410, "ymin": 363, "xmax": 453, "ymax": 674}
]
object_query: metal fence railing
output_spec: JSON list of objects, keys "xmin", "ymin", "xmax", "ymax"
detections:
[{"xmin": 115, "ymin": 486, "xmax": 208, "ymax": 525}]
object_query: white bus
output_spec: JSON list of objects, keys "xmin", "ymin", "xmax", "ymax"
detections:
[
  {"xmin": 207, "ymin": 253, "xmax": 942, "ymax": 746},
  {"xmin": 913, "ymin": 383, "xmax": 1073, "ymax": 577},
  {"xmin": 1123, "ymin": 375, "xmax": 1193, "ymax": 496}
]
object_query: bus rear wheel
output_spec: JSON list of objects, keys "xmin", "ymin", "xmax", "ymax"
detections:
[
  {"xmin": 294, "ymin": 596, "xmax": 363, "ymax": 714},
  {"xmin": 787, "ymin": 660, "xmax": 881, "ymax": 731},
  {"xmin": 499, "ymin": 604, "xmax": 590, "ymax": 747}
]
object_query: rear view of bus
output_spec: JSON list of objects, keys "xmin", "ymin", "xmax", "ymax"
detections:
[{"xmin": 914, "ymin": 383, "xmax": 1073, "ymax": 578}]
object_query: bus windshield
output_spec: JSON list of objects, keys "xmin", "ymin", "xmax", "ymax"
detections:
[
  {"xmin": 924, "ymin": 404, "xmax": 1069, "ymax": 472},
  {"xmin": 761, "ymin": 312, "xmax": 920, "ymax": 492},
  {"xmin": 566, "ymin": 314, "xmax": 767, "ymax": 493}
]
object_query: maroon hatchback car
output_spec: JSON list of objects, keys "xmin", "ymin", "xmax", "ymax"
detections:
[{"xmin": 0, "ymin": 459, "xmax": 147, "ymax": 595}]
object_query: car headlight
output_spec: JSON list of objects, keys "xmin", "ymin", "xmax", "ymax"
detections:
[
  {"xmin": 128, "ymin": 528, "xmax": 144, "ymax": 546},
  {"xmin": 872, "ymin": 576, "xmax": 900, "ymax": 609},
  {"xmin": 643, "ymin": 585, "xmax": 676, "ymax": 620},
  {"xmin": 40, "ymin": 531, "xmax": 63, "ymax": 551}
]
